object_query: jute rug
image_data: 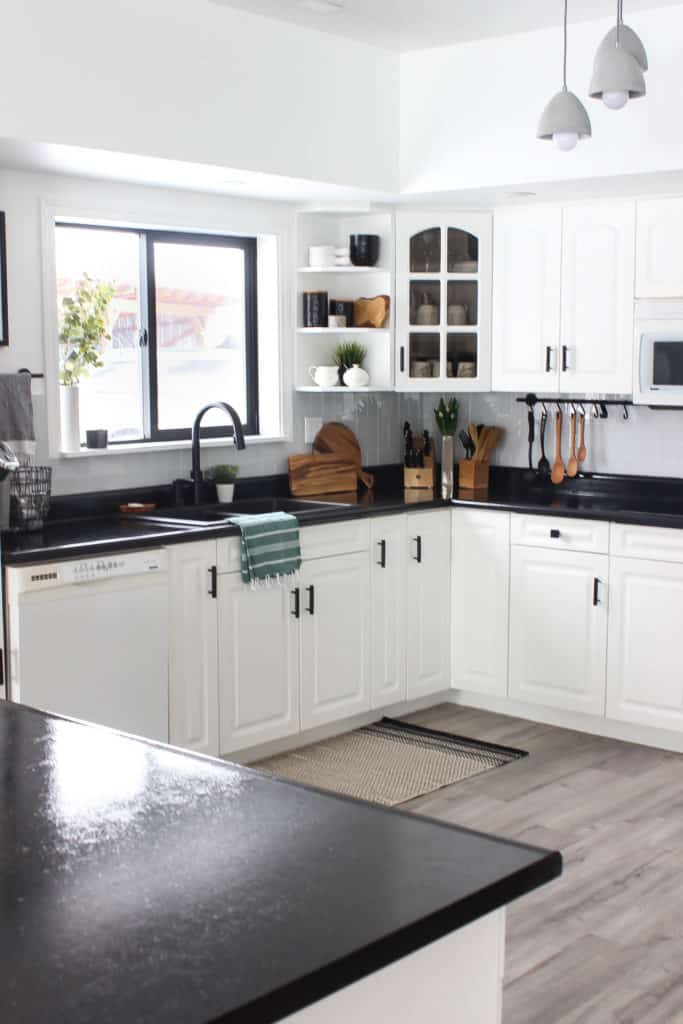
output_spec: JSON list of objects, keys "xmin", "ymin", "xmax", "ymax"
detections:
[{"xmin": 254, "ymin": 718, "xmax": 527, "ymax": 807}]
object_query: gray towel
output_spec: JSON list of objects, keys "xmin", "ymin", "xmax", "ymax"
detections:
[{"xmin": 0, "ymin": 374, "xmax": 35, "ymax": 460}]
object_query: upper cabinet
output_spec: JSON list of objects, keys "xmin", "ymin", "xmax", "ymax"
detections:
[
  {"xmin": 636, "ymin": 197, "xmax": 683, "ymax": 298},
  {"xmin": 396, "ymin": 212, "xmax": 492, "ymax": 391}
]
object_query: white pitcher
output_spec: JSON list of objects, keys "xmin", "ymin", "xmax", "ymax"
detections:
[{"xmin": 308, "ymin": 365, "xmax": 339, "ymax": 387}]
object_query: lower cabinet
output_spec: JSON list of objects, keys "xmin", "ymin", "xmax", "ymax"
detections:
[
  {"xmin": 509, "ymin": 545, "xmax": 608, "ymax": 716},
  {"xmin": 607, "ymin": 557, "xmax": 683, "ymax": 731},
  {"xmin": 406, "ymin": 510, "xmax": 452, "ymax": 700},
  {"xmin": 370, "ymin": 515, "xmax": 407, "ymax": 708},
  {"xmin": 168, "ymin": 540, "xmax": 219, "ymax": 757}
]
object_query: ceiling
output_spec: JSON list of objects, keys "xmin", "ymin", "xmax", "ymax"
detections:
[{"xmin": 210, "ymin": 0, "xmax": 683, "ymax": 52}]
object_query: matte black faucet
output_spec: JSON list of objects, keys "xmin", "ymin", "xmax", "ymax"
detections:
[{"xmin": 191, "ymin": 402, "xmax": 246, "ymax": 504}]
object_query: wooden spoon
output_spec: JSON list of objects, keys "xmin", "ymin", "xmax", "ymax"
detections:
[
  {"xmin": 566, "ymin": 411, "xmax": 579, "ymax": 478},
  {"xmin": 550, "ymin": 411, "xmax": 565, "ymax": 485},
  {"xmin": 577, "ymin": 412, "xmax": 587, "ymax": 465}
]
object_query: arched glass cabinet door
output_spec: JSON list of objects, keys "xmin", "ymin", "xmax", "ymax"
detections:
[{"xmin": 410, "ymin": 228, "xmax": 441, "ymax": 273}]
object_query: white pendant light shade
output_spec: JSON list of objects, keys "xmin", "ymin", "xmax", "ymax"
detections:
[
  {"xmin": 538, "ymin": 88, "xmax": 592, "ymax": 149},
  {"xmin": 589, "ymin": 42, "xmax": 646, "ymax": 104},
  {"xmin": 594, "ymin": 23, "xmax": 648, "ymax": 72}
]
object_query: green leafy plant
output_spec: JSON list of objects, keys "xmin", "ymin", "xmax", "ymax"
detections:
[
  {"xmin": 59, "ymin": 274, "xmax": 116, "ymax": 386},
  {"xmin": 205, "ymin": 464, "xmax": 239, "ymax": 484},
  {"xmin": 434, "ymin": 397, "xmax": 459, "ymax": 436},
  {"xmin": 333, "ymin": 341, "xmax": 367, "ymax": 371}
]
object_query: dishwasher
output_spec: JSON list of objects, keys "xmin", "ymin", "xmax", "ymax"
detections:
[{"xmin": 5, "ymin": 549, "xmax": 169, "ymax": 742}]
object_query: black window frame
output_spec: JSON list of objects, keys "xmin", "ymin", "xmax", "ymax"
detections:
[{"xmin": 55, "ymin": 221, "xmax": 260, "ymax": 445}]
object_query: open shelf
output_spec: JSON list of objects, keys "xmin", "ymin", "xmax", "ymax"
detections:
[
  {"xmin": 297, "ymin": 266, "xmax": 389, "ymax": 274},
  {"xmin": 295, "ymin": 386, "xmax": 393, "ymax": 393},
  {"xmin": 297, "ymin": 327, "xmax": 389, "ymax": 335}
]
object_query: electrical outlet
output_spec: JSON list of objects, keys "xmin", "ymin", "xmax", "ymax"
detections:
[{"xmin": 304, "ymin": 417, "xmax": 323, "ymax": 444}]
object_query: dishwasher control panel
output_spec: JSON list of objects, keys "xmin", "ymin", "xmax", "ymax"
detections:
[{"xmin": 9, "ymin": 549, "xmax": 168, "ymax": 592}]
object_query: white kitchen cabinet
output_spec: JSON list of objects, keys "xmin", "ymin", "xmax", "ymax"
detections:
[
  {"xmin": 492, "ymin": 206, "xmax": 562, "ymax": 393},
  {"xmin": 300, "ymin": 551, "xmax": 371, "ymax": 731},
  {"xmin": 509, "ymin": 546, "xmax": 608, "ymax": 716},
  {"xmin": 218, "ymin": 574, "xmax": 300, "ymax": 755},
  {"xmin": 452, "ymin": 510, "xmax": 510, "ymax": 697},
  {"xmin": 406, "ymin": 510, "xmax": 452, "ymax": 700},
  {"xmin": 396, "ymin": 211, "xmax": 492, "ymax": 392},
  {"xmin": 607, "ymin": 557, "xmax": 683, "ymax": 732},
  {"xmin": 168, "ymin": 540, "xmax": 219, "ymax": 756},
  {"xmin": 370, "ymin": 515, "xmax": 407, "ymax": 708},
  {"xmin": 560, "ymin": 201, "xmax": 635, "ymax": 394},
  {"xmin": 636, "ymin": 197, "xmax": 683, "ymax": 298}
]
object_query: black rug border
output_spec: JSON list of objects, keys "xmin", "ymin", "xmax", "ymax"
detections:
[{"xmin": 376, "ymin": 717, "xmax": 528, "ymax": 761}]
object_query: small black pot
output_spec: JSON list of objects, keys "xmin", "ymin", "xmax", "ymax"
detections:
[
  {"xmin": 85, "ymin": 429, "xmax": 108, "ymax": 449},
  {"xmin": 349, "ymin": 234, "xmax": 380, "ymax": 267},
  {"xmin": 302, "ymin": 291, "xmax": 328, "ymax": 328}
]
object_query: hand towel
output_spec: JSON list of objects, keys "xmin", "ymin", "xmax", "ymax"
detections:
[
  {"xmin": 0, "ymin": 374, "xmax": 35, "ymax": 461},
  {"xmin": 229, "ymin": 511, "xmax": 302, "ymax": 585}
]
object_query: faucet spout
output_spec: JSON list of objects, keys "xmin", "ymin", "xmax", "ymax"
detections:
[{"xmin": 191, "ymin": 401, "xmax": 246, "ymax": 504}]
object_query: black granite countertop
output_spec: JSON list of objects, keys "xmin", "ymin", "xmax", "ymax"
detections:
[{"xmin": 0, "ymin": 702, "xmax": 561, "ymax": 1024}]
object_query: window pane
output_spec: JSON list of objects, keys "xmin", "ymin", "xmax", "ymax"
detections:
[
  {"xmin": 153, "ymin": 241, "xmax": 248, "ymax": 431},
  {"xmin": 55, "ymin": 227, "xmax": 144, "ymax": 443}
]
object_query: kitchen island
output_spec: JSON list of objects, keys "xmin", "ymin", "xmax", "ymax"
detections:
[{"xmin": 0, "ymin": 702, "xmax": 561, "ymax": 1023}]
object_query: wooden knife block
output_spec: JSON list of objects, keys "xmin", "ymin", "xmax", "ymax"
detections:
[
  {"xmin": 458, "ymin": 460, "xmax": 489, "ymax": 491},
  {"xmin": 403, "ymin": 437, "xmax": 435, "ymax": 490}
]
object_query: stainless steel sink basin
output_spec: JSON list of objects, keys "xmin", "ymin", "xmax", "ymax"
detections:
[{"xmin": 132, "ymin": 497, "xmax": 354, "ymax": 528}]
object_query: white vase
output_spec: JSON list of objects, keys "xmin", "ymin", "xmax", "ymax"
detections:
[
  {"xmin": 216, "ymin": 483, "xmax": 235, "ymax": 503},
  {"xmin": 60, "ymin": 385, "xmax": 81, "ymax": 452},
  {"xmin": 342, "ymin": 363, "xmax": 370, "ymax": 388}
]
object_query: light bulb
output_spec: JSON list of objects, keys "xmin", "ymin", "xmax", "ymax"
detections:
[
  {"xmin": 602, "ymin": 89, "xmax": 629, "ymax": 110},
  {"xmin": 553, "ymin": 131, "xmax": 579, "ymax": 151}
]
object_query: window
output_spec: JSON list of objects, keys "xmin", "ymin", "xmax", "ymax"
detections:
[{"xmin": 55, "ymin": 223, "xmax": 259, "ymax": 445}]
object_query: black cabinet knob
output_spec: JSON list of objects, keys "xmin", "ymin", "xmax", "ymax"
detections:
[{"xmin": 550, "ymin": 529, "xmax": 561, "ymax": 539}]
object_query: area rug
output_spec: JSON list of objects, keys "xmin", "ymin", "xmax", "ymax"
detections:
[{"xmin": 253, "ymin": 718, "xmax": 527, "ymax": 807}]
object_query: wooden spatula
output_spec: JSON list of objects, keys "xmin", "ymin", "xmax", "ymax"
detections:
[
  {"xmin": 577, "ymin": 412, "xmax": 587, "ymax": 465},
  {"xmin": 566, "ymin": 411, "xmax": 579, "ymax": 478},
  {"xmin": 551, "ymin": 411, "xmax": 565, "ymax": 485},
  {"xmin": 313, "ymin": 422, "xmax": 374, "ymax": 489}
]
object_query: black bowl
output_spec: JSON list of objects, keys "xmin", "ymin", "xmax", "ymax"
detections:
[{"xmin": 349, "ymin": 234, "xmax": 380, "ymax": 267}]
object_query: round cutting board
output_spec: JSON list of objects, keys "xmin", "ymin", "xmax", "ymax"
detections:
[{"xmin": 312, "ymin": 422, "xmax": 374, "ymax": 490}]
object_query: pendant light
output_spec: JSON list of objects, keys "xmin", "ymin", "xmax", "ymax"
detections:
[
  {"xmin": 538, "ymin": 0, "xmax": 591, "ymax": 151},
  {"xmin": 589, "ymin": 0, "xmax": 646, "ymax": 110}
]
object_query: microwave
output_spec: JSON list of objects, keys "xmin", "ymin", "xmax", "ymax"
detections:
[{"xmin": 635, "ymin": 301, "xmax": 683, "ymax": 406}]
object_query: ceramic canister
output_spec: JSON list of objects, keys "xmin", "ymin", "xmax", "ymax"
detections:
[{"xmin": 302, "ymin": 291, "xmax": 328, "ymax": 328}]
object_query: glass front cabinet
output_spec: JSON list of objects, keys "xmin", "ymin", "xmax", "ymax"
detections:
[{"xmin": 396, "ymin": 212, "xmax": 492, "ymax": 391}]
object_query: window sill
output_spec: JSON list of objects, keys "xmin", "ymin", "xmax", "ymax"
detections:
[{"xmin": 59, "ymin": 435, "xmax": 289, "ymax": 458}]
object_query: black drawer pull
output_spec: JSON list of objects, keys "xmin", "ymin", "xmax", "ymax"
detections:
[
  {"xmin": 208, "ymin": 565, "xmax": 217, "ymax": 598},
  {"xmin": 593, "ymin": 578, "xmax": 601, "ymax": 607},
  {"xmin": 414, "ymin": 536, "xmax": 422, "ymax": 563},
  {"xmin": 306, "ymin": 585, "xmax": 315, "ymax": 616},
  {"xmin": 378, "ymin": 539, "xmax": 387, "ymax": 568},
  {"xmin": 550, "ymin": 529, "xmax": 561, "ymax": 539},
  {"xmin": 291, "ymin": 587, "xmax": 300, "ymax": 619}
]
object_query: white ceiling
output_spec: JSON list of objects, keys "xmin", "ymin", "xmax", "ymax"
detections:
[{"xmin": 210, "ymin": 0, "xmax": 683, "ymax": 52}]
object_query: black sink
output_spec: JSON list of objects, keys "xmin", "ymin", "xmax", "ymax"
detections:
[{"xmin": 132, "ymin": 497, "xmax": 353, "ymax": 528}]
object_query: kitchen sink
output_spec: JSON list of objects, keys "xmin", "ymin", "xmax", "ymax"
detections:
[{"xmin": 132, "ymin": 497, "xmax": 354, "ymax": 528}]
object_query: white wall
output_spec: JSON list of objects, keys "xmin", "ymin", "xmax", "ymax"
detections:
[
  {"xmin": 400, "ymin": 5, "xmax": 683, "ymax": 194},
  {"xmin": 1, "ymin": 0, "xmax": 399, "ymax": 194}
]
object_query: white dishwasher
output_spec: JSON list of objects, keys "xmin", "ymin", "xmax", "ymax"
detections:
[{"xmin": 6, "ymin": 549, "xmax": 169, "ymax": 742}]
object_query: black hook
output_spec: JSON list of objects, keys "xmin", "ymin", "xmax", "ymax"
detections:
[{"xmin": 622, "ymin": 403, "xmax": 629, "ymax": 421}]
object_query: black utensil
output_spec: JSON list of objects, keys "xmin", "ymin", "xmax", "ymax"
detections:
[
  {"xmin": 527, "ymin": 410, "xmax": 535, "ymax": 470},
  {"xmin": 458, "ymin": 429, "xmax": 472, "ymax": 458},
  {"xmin": 537, "ymin": 411, "xmax": 551, "ymax": 479}
]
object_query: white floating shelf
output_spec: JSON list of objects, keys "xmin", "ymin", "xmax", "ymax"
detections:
[
  {"xmin": 297, "ymin": 327, "xmax": 389, "ymax": 335},
  {"xmin": 297, "ymin": 266, "xmax": 390, "ymax": 274},
  {"xmin": 295, "ymin": 386, "xmax": 393, "ymax": 393}
]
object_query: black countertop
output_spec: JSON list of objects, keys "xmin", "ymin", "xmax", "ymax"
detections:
[
  {"xmin": 0, "ymin": 703, "xmax": 561, "ymax": 1024},
  {"xmin": 5, "ymin": 465, "xmax": 683, "ymax": 565}
]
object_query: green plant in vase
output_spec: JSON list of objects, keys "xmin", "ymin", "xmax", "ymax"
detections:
[
  {"xmin": 434, "ymin": 397, "xmax": 459, "ymax": 498},
  {"xmin": 206, "ymin": 464, "xmax": 239, "ymax": 503},
  {"xmin": 333, "ymin": 341, "xmax": 368, "ymax": 387}
]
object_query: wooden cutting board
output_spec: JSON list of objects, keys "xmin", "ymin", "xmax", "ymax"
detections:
[
  {"xmin": 288, "ymin": 454, "xmax": 358, "ymax": 497},
  {"xmin": 312, "ymin": 422, "xmax": 374, "ymax": 490}
]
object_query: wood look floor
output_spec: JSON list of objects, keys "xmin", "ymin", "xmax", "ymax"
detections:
[{"xmin": 399, "ymin": 703, "xmax": 683, "ymax": 1024}]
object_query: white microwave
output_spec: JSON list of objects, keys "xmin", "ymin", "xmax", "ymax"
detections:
[{"xmin": 635, "ymin": 301, "xmax": 683, "ymax": 406}]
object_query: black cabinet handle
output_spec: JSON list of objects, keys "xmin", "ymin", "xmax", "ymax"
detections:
[
  {"xmin": 593, "ymin": 578, "xmax": 601, "ymax": 606},
  {"xmin": 550, "ymin": 529, "xmax": 561, "ymax": 539},
  {"xmin": 400, "ymin": 346, "xmax": 405, "ymax": 373},
  {"xmin": 208, "ymin": 565, "xmax": 217, "ymax": 599},
  {"xmin": 306, "ymin": 585, "xmax": 315, "ymax": 615},
  {"xmin": 561, "ymin": 345, "xmax": 569, "ymax": 372},
  {"xmin": 545, "ymin": 345, "xmax": 552, "ymax": 372},
  {"xmin": 138, "ymin": 328, "xmax": 149, "ymax": 348},
  {"xmin": 378, "ymin": 539, "xmax": 387, "ymax": 568},
  {"xmin": 291, "ymin": 587, "xmax": 300, "ymax": 619},
  {"xmin": 414, "ymin": 536, "xmax": 422, "ymax": 563}
]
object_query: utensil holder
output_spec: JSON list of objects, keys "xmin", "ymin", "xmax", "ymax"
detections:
[
  {"xmin": 458, "ymin": 460, "xmax": 489, "ymax": 491},
  {"xmin": 10, "ymin": 466, "xmax": 52, "ymax": 531}
]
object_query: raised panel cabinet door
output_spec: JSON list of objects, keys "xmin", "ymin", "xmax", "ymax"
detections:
[
  {"xmin": 636, "ymin": 198, "xmax": 683, "ymax": 298},
  {"xmin": 168, "ymin": 540, "xmax": 219, "ymax": 756},
  {"xmin": 452, "ymin": 510, "xmax": 510, "ymax": 697},
  {"xmin": 560, "ymin": 201, "xmax": 636, "ymax": 394},
  {"xmin": 300, "ymin": 551, "xmax": 371, "ymax": 731},
  {"xmin": 406, "ymin": 510, "xmax": 452, "ymax": 700},
  {"xmin": 492, "ymin": 205, "xmax": 562, "ymax": 392},
  {"xmin": 509, "ymin": 547, "xmax": 608, "ymax": 716},
  {"xmin": 370, "ymin": 515, "xmax": 407, "ymax": 709},
  {"xmin": 218, "ymin": 574, "xmax": 300, "ymax": 756},
  {"xmin": 607, "ymin": 557, "xmax": 683, "ymax": 732}
]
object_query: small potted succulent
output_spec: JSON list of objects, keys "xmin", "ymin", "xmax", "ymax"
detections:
[{"xmin": 206, "ymin": 464, "xmax": 239, "ymax": 503}]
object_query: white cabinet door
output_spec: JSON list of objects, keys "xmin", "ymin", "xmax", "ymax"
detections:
[
  {"xmin": 560, "ymin": 201, "xmax": 635, "ymax": 394},
  {"xmin": 406, "ymin": 510, "xmax": 452, "ymax": 700},
  {"xmin": 168, "ymin": 540, "xmax": 219, "ymax": 756},
  {"xmin": 636, "ymin": 197, "xmax": 683, "ymax": 298},
  {"xmin": 492, "ymin": 205, "xmax": 562, "ymax": 393},
  {"xmin": 218, "ymin": 574, "xmax": 300, "ymax": 755},
  {"xmin": 607, "ymin": 557, "xmax": 683, "ymax": 732},
  {"xmin": 300, "ymin": 551, "xmax": 371, "ymax": 731},
  {"xmin": 509, "ymin": 546, "xmax": 608, "ymax": 716},
  {"xmin": 370, "ymin": 515, "xmax": 407, "ymax": 709},
  {"xmin": 452, "ymin": 510, "xmax": 510, "ymax": 697}
]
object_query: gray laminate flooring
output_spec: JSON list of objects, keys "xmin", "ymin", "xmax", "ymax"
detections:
[{"xmin": 399, "ymin": 703, "xmax": 683, "ymax": 1024}]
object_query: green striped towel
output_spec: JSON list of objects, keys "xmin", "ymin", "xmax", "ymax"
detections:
[{"xmin": 229, "ymin": 512, "xmax": 302, "ymax": 585}]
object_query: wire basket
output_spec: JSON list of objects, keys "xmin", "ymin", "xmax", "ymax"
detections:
[{"xmin": 10, "ymin": 466, "xmax": 52, "ymax": 532}]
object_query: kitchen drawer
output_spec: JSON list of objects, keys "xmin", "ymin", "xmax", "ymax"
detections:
[
  {"xmin": 301, "ymin": 517, "xmax": 370, "ymax": 560},
  {"xmin": 611, "ymin": 522, "xmax": 683, "ymax": 564},
  {"xmin": 511, "ymin": 514, "xmax": 609, "ymax": 554}
]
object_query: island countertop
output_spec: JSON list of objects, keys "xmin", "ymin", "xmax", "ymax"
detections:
[{"xmin": 0, "ymin": 702, "xmax": 561, "ymax": 1024}]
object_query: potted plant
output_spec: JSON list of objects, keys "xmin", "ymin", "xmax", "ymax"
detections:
[
  {"xmin": 206, "ymin": 464, "xmax": 239, "ymax": 503},
  {"xmin": 434, "ymin": 397, "xmax": 459, "ymax": 499},
  {"xmin": 333, "ymin": 341, "xmax": 369, "ymax": 387},
  {"xmin": 58, "ymin": 274, "xmax": 115, "ymax": 451}
]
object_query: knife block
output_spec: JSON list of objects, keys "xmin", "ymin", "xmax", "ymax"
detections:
[
  {"xmin": 458, "ymin": 460, "xmax": 489, "ymax": 491},
  {"xmin": 403, "ymin": 436, "xmax": 435, "ymax": 490}
]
